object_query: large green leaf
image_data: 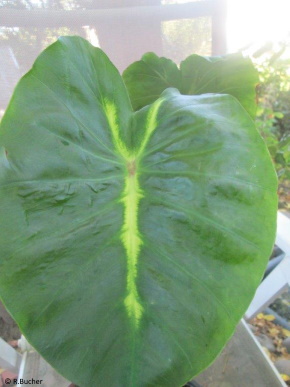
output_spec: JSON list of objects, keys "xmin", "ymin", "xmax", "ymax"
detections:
[
  {"xmin": 0, "ymin": 37, "xmax": 277, "ymax": 387},
  {"xmin": 123, "ymin": 52, "xmax": 259, "ymax": 118}
]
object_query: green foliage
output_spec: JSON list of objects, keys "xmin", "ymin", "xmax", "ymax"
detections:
[
  {"xmin": 255, "ymin": 57, "xmax": 290, "ymax": 208},
  {"xmin": 0, "ymin": 37, "xmax": 277, "ymax": 386},
  {"xmin": 123, "ymin": 52, "xmax": 259, "ymax": 118}
]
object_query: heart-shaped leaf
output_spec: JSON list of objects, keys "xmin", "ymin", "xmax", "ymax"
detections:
[
  {"xmin": 122, "ymin": 52, "xmax": 181, "ymax": 112},
  {"xmin": 123, "ymin": 52, "xmax": 259, "ymax": 118},
  {"xmin": 0, "ymin": 37, "xmax": 277, "ymax": 387}
]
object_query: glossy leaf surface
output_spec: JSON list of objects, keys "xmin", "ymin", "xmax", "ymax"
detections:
[
  {"xmin": 123, "ymin": 52, "xmax": 259, "ymax": 118},
  {"xmin": 0, "ymin": 37, "xmax": 277, "ymax": 387}
]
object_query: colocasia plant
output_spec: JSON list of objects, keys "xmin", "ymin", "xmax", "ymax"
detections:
[{"xmin": 0, "ymin": 36, "xmax": 277, "ymax": 387}]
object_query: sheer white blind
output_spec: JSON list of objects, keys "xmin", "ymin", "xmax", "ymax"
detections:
[{"xmin": 0, "ymin": 0, "xmax": 226, "ymax": 114}]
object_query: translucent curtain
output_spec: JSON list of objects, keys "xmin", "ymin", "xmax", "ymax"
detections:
[{"xmin": 0, "ymin": 0, "xmax": 226, "ymax": 114}]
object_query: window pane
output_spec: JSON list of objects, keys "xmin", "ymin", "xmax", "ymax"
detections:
[{"xmin": 162, "ymin": 17, "xmax": 211, "ymax": 64}]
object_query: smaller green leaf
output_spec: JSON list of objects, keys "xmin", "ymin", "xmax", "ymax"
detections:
[
  {"xmin": 274, "ymin": 111, "xmax": 284, "ymax": 119},
  {"xmin": 180, "ymin": 53, "xmax": 259, "ymax": 118},
  {"xmin": 123, "ymin": 52, "xmax": 259, "ymax": 119},
  {"xmin": 123, "ymin": 52, "xmax": 181, "ymax": 111}
]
